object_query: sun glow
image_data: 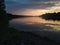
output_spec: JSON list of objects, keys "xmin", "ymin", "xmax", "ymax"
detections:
[
  {"xmin": 14, "ymin": 9, "xmax": 49, "ymax": 16},
  {"xmin": 13, "ymin": 7, "xmax": 60, "ymax": 16}
]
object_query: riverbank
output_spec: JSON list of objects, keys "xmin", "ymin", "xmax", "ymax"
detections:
[{"xmin": 0, "ymin": 27, "xmax": 59, "ymax": 45}]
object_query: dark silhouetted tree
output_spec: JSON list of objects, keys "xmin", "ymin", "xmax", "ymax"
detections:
[{"xmin": 0, "ymin": 0, "xmax": 8, "ymax": 30}]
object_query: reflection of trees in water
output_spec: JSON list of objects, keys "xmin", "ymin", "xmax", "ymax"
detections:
[{"xmin": 0, "ymin": 0, "xmax": 8, "ymax": 30}]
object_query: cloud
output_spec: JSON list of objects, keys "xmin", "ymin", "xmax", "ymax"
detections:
[
  {"xmin": 5, "ymin": 0, "xmax": 56, "ymax": 10},
  {"xmin": 31, "ymin": 0, "xmax": 60, "ymax": 2},
  {"xmin": 5, "ymin": 0, "xmax": 60, "ymax": 15},
  {"xmin": 13, "ymin": 9, "xmax": 49, "ymax": 16},
  {"xmin": 5, "ymin": 2, "xmax": 55, "ymax": 13}
]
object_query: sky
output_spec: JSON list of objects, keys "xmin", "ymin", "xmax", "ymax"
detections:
[{"xmin": 5, "ymin": 0, "xmax": 60, "ymax": 16}]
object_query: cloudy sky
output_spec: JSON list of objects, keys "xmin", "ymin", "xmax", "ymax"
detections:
[{"xmin": 5, "ymin": 0, "xmax": 60, "ymax": 16}]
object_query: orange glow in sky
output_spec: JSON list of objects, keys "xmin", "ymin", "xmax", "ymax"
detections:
[
  {"xmin": 13, "ymin": 8, "xmax": 60, "ymax": 16},
  {"xmin": 14, "ymin": 9, "xmax": 49, "ymax": 16},
  {"xmin": 5, "ymin": 0, "xmax": 60, "ymax": 16}
]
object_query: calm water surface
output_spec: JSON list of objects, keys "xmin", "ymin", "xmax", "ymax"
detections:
[
  {"xmin": 9, "ymin": 17, "xmax": 60, "ymax": 31},
  {"xmin": 9, "ymin": 17, "xmax": 60, "ymax": 41}
]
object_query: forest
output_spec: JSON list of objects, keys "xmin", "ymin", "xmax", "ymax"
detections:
[{"xmin": 40, "ymin": 12, "xmax": 60, "ymax": 20}]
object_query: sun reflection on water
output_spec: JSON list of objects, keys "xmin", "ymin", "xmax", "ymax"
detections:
[{"xmin": 10, "ymin": 17, "xmax": 60, "ymax": 31}]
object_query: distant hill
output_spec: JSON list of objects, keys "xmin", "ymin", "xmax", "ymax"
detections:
[
  {"xmin": 40, "ymin": 12, "xmax": 60, "ymax": 20},
  {"xmin": 7, "ymin": 13, "xmax": 27, "ymax": 20}
]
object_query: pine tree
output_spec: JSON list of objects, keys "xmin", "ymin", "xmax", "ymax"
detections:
[{"xmin": 0, "ymin": 0, "xmax": 8, "ymax": 30}]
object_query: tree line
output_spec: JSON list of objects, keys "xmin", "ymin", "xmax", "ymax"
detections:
[{"xmin": 40, "ymin": 12, "xmax": 60, "ymax": 20}]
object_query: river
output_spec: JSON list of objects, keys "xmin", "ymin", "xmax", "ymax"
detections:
[{"xmin": 9, "ymin": 17, "xmax": 60, "ymax": 42}]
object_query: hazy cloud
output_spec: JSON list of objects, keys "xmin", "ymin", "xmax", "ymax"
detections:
[{"xmin": 5, "ymin": 0, "xmax": 60, "ymax": 15}]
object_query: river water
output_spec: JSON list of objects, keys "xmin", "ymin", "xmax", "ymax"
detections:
[
  {"xmin": 9, "ymin": 17, "xmax": 60, "ymax": 42},
  {"xmin": 9, "ymin": 17, "xmax": 60, "ymax": 31}
]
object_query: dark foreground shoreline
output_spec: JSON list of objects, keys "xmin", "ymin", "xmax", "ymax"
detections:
[{"xmin": 0, "ymin": 28, "xmax": 60, "ymax": 45}]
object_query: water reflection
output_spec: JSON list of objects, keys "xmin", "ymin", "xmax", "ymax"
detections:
[
  {"xmin": 9, "ymin": 17, "xmax": 60, "ymax": 31},
  {"xmin": 9, "ymin": 17, "xmax": 60, "ymax": 42}
]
